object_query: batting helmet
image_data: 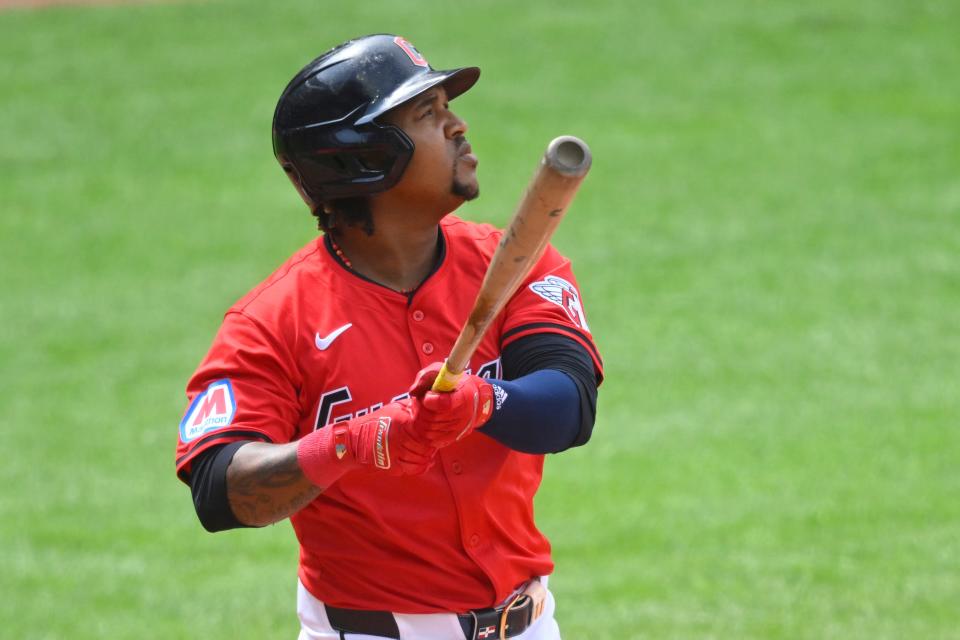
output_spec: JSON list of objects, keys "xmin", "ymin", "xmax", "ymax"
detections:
[{"xmin": 272, "ymin": 34, "xmax": 480, "ymax": 210}]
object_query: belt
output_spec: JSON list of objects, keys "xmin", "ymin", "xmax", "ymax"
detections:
[
  {"xmin": 456, "ymin": 593, "xmax": 535, "ymax": 640},
  {"xmin": 324, "ymin": 581, "xmax": 545, "ymax": 640}
]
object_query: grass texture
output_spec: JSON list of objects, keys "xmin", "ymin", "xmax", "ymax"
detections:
[{"xmin": 1, "ymin": 0, "xmax": 958, "ymax": 637}]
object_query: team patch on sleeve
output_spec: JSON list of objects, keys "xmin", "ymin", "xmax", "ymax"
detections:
[
  {"xmin": 528, "ymin": 275, "xmax": 590, "ymax": 331},
  {"xmin": 179, "ymin": 379, "xmax": 237, "ymax": 443}
]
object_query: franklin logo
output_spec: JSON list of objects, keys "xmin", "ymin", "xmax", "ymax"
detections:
[
  {"xmin": 374, "ymin": 417, "xmax": 391, "ymax": 469},
  {"xmin": 179, "ymin": 379, "xmax": 236, "ymax": 442},
  {"xmin": 529, "ymin": 275, "xmax": 590, "ymax": 331}
]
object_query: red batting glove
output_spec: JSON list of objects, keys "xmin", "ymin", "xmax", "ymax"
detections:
[
  {"xmin": 409, "ymin": 362, "xmax": 495, "ymax": 448},
  {"xmin": 297, "ymin": 399, "xmax": 437, "ymax": 488}
]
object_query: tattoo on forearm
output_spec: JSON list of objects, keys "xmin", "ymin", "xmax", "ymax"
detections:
[{"xmin": 227, "ymin": 444, "xmax": 322, "ymax": 526}]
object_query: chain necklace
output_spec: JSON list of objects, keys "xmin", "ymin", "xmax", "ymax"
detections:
[
  {"xmin": 329, "ymin": 237, "xmax": 353, "ymax": 269},
  {"xmin": 329, "ymin": 237, "xmax": 413, "ymax": 295}
]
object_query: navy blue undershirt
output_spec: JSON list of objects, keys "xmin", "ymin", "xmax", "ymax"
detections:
[{"xmin": 478, "ymin": 369, "xmax": 581, "ymax": 454}]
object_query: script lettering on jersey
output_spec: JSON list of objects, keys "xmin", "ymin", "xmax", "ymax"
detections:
[{"xmin": 314, "ymin": 358, "xmax": 502, "ymax": 430}]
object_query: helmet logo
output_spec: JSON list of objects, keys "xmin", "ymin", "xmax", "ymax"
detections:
[{"xmin": 393, "ymin": 36, "xmax": 429, "ymax": 68}]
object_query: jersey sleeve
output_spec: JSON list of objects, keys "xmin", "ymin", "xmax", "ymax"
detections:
[
  {"xmin": 175, "ymin": 311, "xmax": 301, "ymax": 483},
  {"xmin": 500, "ymin": 244, "xmax": 604, "ymax": 381}
]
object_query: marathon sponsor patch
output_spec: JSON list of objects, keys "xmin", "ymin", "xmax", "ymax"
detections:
[
  {"xmin": 528, "ymin": 275, "xmax": 590, "ymax": 331},
  {"xmin": 179, "ymin": 379, "xmax": 236, "ymax": 442}
]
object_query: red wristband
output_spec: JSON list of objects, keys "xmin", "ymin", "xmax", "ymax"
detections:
[{"xmin": 296, "ymin": 425, "xmax": 359, "ymax": 489}]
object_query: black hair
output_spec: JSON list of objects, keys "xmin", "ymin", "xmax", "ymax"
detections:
[{"xmin": 315, "ymin": 197, "xmax": 374, "ymax": 236}]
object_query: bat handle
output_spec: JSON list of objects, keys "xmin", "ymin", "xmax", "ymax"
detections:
[{"xmin": 431, "ymin": 360, "xmax": 463, "ymax": 392}]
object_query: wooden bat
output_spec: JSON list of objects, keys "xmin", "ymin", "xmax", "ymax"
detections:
[{"xmin": 432, "ymin": 135, "xmax": 593, "ymax": 392}]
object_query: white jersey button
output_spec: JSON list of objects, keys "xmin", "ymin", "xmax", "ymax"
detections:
[
  {"xmin": 422, "ymin": 342, "xmax": 434, "ymax": 354},
  {"xmin": 412, "ymin": 309, "xmax": 425, "ymax": 321}
]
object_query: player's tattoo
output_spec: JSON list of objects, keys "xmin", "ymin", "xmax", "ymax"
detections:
[{"xmin": 226, "ymin": 442, "xmax": 322, "ymax": 527}]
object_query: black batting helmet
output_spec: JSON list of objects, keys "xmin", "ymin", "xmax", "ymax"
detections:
[{"xmin": 272, "ymin": 34, "xmax": 480, "ymax": 210}]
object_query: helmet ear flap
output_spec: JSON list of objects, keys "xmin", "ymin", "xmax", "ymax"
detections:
[
  {"xmin": 279, "ymin": 160, "xmax": 320, "ymax": 211},
  {"xmin": 373, "ymin": 122, "xmax": 415, "ymax": 188},
  {"xmin": 285, "ymin": 123, "xmax": 414, "ymax": 200}
]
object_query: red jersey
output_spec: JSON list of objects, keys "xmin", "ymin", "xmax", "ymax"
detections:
[{"xmin": 175, "ymin": 215, "xmax": 603, "ymax": 613}]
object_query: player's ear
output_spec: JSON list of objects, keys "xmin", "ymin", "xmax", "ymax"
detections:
[{"xmin": 322, "ymin": 203, "xmax": 337, "ymax": 227}]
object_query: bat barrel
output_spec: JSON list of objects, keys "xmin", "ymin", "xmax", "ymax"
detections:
[
  {"xmin": 544, "ymin": 136, "xmax": 592, "ymax": 177},
  {"xmin": 433, "ymin": 135, "xmax": 592, "ymax": 390}
]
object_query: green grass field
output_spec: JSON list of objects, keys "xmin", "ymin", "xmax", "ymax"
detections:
[{"xmin": 2, "ymin": 0, "xmax": 958, "ymax": 637}]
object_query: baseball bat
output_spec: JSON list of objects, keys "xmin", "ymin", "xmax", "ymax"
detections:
[{"xmin": 432, "ymin": 135, "xmax": 592, "ymax": 392}]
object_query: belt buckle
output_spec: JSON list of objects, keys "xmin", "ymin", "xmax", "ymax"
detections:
[
  {"xmin": 469, "ymin": 578, "xmax": 545, "ymax": 640},
  {"xmin": 498, "ymin": 593, "xmax": 526, "ymax": 640}
]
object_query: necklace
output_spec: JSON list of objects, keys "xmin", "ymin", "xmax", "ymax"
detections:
[
  {"xmin": 329, "ymin": 237, "xmax": 413, "ymax": 295},
  {"xmin": 329, "ymin": 238, "xmax": 352, "ymax": 269}
]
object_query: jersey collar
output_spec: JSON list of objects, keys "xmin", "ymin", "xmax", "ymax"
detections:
[{"xmin": 321, "ymin": 229, "xmax": 447, "ymax": 303}]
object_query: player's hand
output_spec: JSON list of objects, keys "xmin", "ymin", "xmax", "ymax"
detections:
[
  {"xmin": 344, "ymin": 399, "xmax": 437, "ymax": 475},
  {"xmin": 408, "ymin": 362, "xmax": 495, "ymax": 448},
  {"xmin": 298, "ymin": 400, "xmax": 437, "ymax": 483}
]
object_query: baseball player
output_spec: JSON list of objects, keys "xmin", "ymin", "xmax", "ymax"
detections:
[{"xmin": 175, "ymin": 34, "xmax": 602, "ymax": 640}]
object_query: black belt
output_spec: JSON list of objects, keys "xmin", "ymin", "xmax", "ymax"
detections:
[{"xmin": 324, "ymin": 593, "xmax": 535, "ymax": 640}]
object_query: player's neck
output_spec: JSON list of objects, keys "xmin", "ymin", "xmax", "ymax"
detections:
[{"xmin": 332, "ymin": 216, "xmax": 441, "ymax": 294}]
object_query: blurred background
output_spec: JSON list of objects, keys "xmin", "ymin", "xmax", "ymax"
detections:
[{"xmin": 1, "ymin": 0, "xmax": 958, "ymax": 637}]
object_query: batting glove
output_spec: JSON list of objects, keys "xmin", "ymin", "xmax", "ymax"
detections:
[
  {"xmin": 297, "ymin": 399, "xmax": 437, "ymax": 488},
  {"xmin": 409, "ymin": 362, "xmax": 495, "ymax": 448}
]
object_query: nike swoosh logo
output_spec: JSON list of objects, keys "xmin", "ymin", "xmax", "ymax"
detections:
[{"xmin": 315, "ymin": 323, "xmax": 352, "ymax": 351}]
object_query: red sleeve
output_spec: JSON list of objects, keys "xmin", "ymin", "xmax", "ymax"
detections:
[
  {"xmin": 174, "ymin": 311, "xmax": 301, "ymax": 482},
  {"xmin": 500, "ymin": 244, "xmax": 603, "ymax": 380}
]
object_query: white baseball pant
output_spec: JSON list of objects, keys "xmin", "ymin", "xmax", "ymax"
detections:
[{"xmin": 296, "ymin": 577, "xmax": 561, "ymax": 640}]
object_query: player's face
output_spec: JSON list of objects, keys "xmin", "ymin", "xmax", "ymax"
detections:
[{"xmin": 382, "ymin": 86, "xmax": 479, "ymax": 207}]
